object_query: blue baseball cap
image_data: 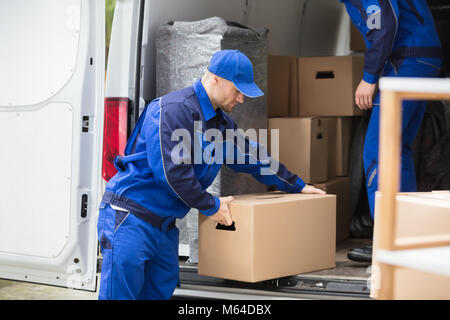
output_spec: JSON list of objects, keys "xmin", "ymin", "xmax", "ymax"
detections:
[{"xmin": 207, "ymin": 50, "xmax": 264, "ymax": 98}]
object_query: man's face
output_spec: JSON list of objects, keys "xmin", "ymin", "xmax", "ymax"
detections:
[{"xmin": 214, "ymin": 77, "xmax": 245, "ymax": 112}]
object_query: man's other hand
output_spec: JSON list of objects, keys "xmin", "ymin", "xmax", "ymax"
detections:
[
  {"xmin": 209, "ymin": 196, "xmax": 234, "ymax": 226},
  {"xmin": 355, "ymin": 80, "xmax": 376, "ymax": 110},
  {"xmin": 301, "ymin": 185, "xmax": 326, "ymax": 195}
]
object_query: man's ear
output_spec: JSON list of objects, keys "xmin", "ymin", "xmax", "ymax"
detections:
[{"xmin": 213, "ymin": 75, "xmax": 220, "ymax": 85}]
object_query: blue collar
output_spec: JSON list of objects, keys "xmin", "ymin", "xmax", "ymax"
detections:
[{"xmin": 193, "ymin": 80, "xmax": 217, "ymax": 122}]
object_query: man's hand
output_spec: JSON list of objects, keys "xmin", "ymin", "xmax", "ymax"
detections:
[
  {"xmin": 301, "ymin": 185, "xmax": 326, "ymax": 195},
  {"xmin": 355, "ymin": 80, "xmax": 377, "ymax": 110},
  {"xmin": 209, "ymin": 196, "xmax": 234, "ymax": 226}
]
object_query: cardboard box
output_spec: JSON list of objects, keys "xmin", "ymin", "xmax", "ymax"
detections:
[
  {"xmin": 198, "ymin": 192, "xmax": 336, "ymax": 282},
  {"xmin": 324, "ymin": 117, "xmax": 352, "ymax": 178},
  {"xmin": 268, "ymin": 117, "xmax": 329, "ymax": 184},
  {"xmin": 335, "ymin": 117, "xmax": 352, "ymax": 176},
  {"xmin": 373, "ymin": 191, "xmax": 450, "ymax": 247},
  {"xmin": 392, "ymin": 267, "xmax": 450, "ymax": 300},
  {"xmin": 314, "ymin": 177, "xmax": 351, "ymax": 244},
  {"xmin": 372, "ymin": 191, "xmax": 450, "ymax": 299},
  {"xmin": 298, "ymin": 56, "xmax": 364, "ymax": 117},
  {"xmin": 373, "ymin": 191, "xmax": 450, "ymax": 267},
  {"xmin": 395, "ymin": 191, "xmax": 450, "ymax": 242},
  {"xmin": 325, "ymin": 118, "xmax": 337, "ymax": 179},
  {"xmin": 350, "ymin": 23, "xmax": 366, "ymax": 52},
  {"xmin": 267, "ymin": 55, "xmax": 298, "ymax": 117}
]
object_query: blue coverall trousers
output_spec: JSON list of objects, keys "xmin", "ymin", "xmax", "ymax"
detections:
[
  {"xmin": 364, "ymin": 57, "xmax": 441, "ymax": 219},
  {"xmin": 97, "ymin": 203, "xmax": 180, "ymax": 300}
]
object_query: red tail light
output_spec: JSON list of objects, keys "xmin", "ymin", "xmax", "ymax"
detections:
[{"xmin": 102, "ymin": 97, "xmax": 128, "ymax": 181}]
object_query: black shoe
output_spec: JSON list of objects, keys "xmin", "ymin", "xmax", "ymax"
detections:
[{"xmin": 347, "ymin": 245, "xmax": 372, "ymax": 263}]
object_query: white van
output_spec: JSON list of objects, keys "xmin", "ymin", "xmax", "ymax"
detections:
[
  {"xmin": 104, "ymin": 0, "xmax": 371, "ymax": 299},
  {"xmin": 1, "ymin": 0, "xmax": 448, "ymax": 299}
]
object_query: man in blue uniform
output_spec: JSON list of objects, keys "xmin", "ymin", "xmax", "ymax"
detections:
[
  {"xmin": 340, "ymin": 0, "xmax": 442, "ymax": 262},
  {"xmin": 97, "ymin": 50, "xmax": 325, "ymax": 300}
]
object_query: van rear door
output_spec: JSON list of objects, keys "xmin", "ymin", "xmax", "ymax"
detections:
[{"xmin": 0, "ymin": 0, "xmax": 105, "ymax": 291}]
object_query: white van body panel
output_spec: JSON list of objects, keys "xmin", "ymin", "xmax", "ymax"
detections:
[
  {"xmin": 0, "ymin": 1, "xmax": 81, "ymax": 106},
  {"xmin": 0, "ymin": 0, "xmax": 105, "ymax": 291}
]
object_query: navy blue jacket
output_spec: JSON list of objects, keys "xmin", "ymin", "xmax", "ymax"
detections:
[
  {"xmin": 102, "ymin": 80, "xmax": 305, "ymax": 222},
  {"xmin": 340, "ymin": 0, "xmax": 441, "ymax": 83}
]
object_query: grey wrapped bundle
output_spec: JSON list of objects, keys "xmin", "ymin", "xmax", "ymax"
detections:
[{"xmin": 156, "ymin": 17, "xmax": 228, "ymax": 96}]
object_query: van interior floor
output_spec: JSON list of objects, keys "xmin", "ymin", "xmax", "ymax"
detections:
[{"xmin": 177, "ymin": 237, "xmax": 373, "ymax": 299}]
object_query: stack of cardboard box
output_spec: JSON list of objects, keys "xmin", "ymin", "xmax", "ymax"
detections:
[
  {"xmin": 197, "ymin": 29, "xmax": 367, "ymax": 283},
  {"xmin": 267, "ymin": 52, "xmax": 365, "ymax": 244}
]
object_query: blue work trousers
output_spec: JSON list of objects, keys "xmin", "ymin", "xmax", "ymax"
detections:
[
  {"xmin": 364, "ymin": 57, "xmax": 441, "ymax": 219},
  {"xmin": 97, "ymin": 203, "xmax": 180, "ymax": 300}
]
